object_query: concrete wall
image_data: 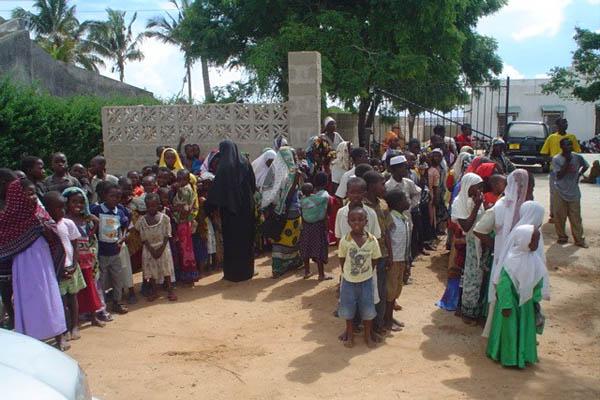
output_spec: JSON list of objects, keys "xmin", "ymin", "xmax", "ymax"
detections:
[
  {"xmin": 0, "ymin": 19, "xmax": 152, "ymax": 98},
  {"xmin": 468, "ymin": 79, "xmax": 597, "ymax": 141},
  {"xmin": 102, "ymin": 51, "xmax": 323, "ymax": 175}
]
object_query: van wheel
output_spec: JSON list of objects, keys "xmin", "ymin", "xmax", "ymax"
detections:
[{"xmin": 542, "ymin": 162, "xmax": 550, "ymax": 173}]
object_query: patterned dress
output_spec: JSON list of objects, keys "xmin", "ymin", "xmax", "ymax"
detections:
[{"xmin": 135, "ymin": 212, "xmax": 174, "ymax": 282}]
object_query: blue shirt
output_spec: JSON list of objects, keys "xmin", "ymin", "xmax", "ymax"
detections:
[{"xmin": 91, "ymin": 203, "xmax": 129, "ymax": 257}]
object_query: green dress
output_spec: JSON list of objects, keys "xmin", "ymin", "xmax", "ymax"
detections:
[{"xmin": 486, "ymin": 269, "xmax": 543, "ymax": 369}]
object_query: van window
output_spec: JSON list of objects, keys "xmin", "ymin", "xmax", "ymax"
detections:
[{"xmin": 507, "ymin": 124, "xmax": 546, "ymax": 139}]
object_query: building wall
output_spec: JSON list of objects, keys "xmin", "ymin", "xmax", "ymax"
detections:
[
  {"xmin": 0, "ymin": 20, "xmax": 152, "ymax": 98},
  {"xmin": 468, "ymin": 79, "xmax": 597, "ymax": 141}
]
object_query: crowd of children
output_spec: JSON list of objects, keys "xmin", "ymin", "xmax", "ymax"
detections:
[{"xmin": 0, "ymin": 118, "xmax": 554, "ymax": 368}]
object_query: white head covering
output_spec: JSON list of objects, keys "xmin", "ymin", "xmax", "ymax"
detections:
[
  {"xmin": 489, "ymin": 201, "xmax": 547, "ymax": 301},
  {"xmin": 331, "ymin": 141, "xmax": 351, "ymax": 184},
  {"xmin": 451, "ymin": 173, "xmax": 483, "ymax": 224},
  {"xmin": 390, "ymin": 155, "xmax": 407, "ymax": 166},
  {"xmin": 322, "ymin": 116, "xmax": 336, "ymax": 132},
  {"xmin": 493, "ymin": 224, "xmax": 550, "ymax": 306},
  {"xmin": 452, "ymin": 152, "xmax": 473, "ymax": 183},
  {"xmin": 252, "ymin": 149, "xmax": 277, "ymax": 189}
]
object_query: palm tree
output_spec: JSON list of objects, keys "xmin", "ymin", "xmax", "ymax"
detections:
[
  {"xmin": 145, "ymin": 0, "xmax": 212, "ymax": 103},
  {"xmin": 87, "ymin": 9, "xmax": 144, "ymax": 82},
  {"xmin": 12, "ymin": 0, "xmax": 103, "ymax": 71}
]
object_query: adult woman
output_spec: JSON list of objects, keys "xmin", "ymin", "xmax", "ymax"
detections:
[
  {"xmin": 486, "ymin": 201, "xmax": 549, "ymax": 368},
  {"xmin": 0, "ymin": 179, "xmax": 67, "ymax": 348},
  {"xmin": 448, "ymin": 173, "xmax": 485, "ymax": 323},
  {"xmin": 252, "ymin": 149, "xmax": 277, "ymax": 190},
  {"xmin": 331, "ymin": 141, "xmax": 352, "ymax": 190},
  {"xmin": 206, "ymin": 140, "xmax": 256, "ymax": 282},
  {"xmin": 261, "ymin": 147, "xmax": 303, "ymax": 278},
  {"xmin": 321, "ymin": 116, "xmax": 344, "ymax": 148}
]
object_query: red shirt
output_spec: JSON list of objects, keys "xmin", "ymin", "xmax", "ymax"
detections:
[{"xmin": 455, "ymin": 134, "xmax": 474, "ymax": 149}]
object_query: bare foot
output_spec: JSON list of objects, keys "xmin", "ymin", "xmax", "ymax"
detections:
[
  {"xmin": 338, "ymin": 331, "xmax": 348, "ymax": 341},
  {"xmin": 343, "ymin": 337, "xmax": 354, "ymax": 348},
  {"xmin": 462, "ymin": 316, "xmax": 477, "ymax": 326},
  {"xmin": 393, "ymin": 302, "xmax": 403, "ymax": 311},
  {"xmin": 364, "ymin": 337, "xmax": 376, "ymax": 348},
  {"xmin": 70, "ymin": 327, "xmax": 81, "ymax": 341},
  {"xmin": 318, "ymin": 275, "xmax": 333, "ymax": 281},
  {"xmin": 147, "ymin": 293, "xmax": 159, "ymax": 302},
  {"xmin": 303, "ymin": 272, "xmax": 314, "ymax": 280}
]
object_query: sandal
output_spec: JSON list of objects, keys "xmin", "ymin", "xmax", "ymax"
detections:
[{"xmin": 112, "ymin": 303, "xmax": 129, "ymax": 314}]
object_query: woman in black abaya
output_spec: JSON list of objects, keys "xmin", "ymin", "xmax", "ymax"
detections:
[{"xmin": 206, "ymin": 140, "xmax": 256, "ymax": 282}]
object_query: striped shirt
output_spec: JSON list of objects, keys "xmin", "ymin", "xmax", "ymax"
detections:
[{"xmin": 390, "ymin": 210, "xmax": 410, "ymax": 262}]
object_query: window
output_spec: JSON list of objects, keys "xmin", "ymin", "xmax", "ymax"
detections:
[
  {"xmin": 543, "ymin": 111, "xmax": 564, "ymax": 133},
  {"xmin": 497, "ymin": 113, "xmax": 518, "ymax": 136}
]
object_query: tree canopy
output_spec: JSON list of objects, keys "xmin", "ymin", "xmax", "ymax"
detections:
[
  {"xmin": 179, "ymin": 0, "xmax": 505, "ymax": 143},
  {"xmin": 543, "ymin": 28, "xmax": 600, "ymax": 103}
]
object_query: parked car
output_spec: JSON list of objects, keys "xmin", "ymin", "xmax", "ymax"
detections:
[
  {"xmin": 504, "ymin": 121, "xmax": 551, "ymax": 172},
  {"xmin": 0, "ymin": 329, "xmax": 97, "ymax": 400}
]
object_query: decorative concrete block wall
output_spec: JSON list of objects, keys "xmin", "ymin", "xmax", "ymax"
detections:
[{"xmin": 102, "ymin": 51, "xmax": 322, "ymax": 175}]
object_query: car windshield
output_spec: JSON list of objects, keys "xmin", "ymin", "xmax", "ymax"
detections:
[{"xmin": 507, "ymin": 124, "xmax": 546, "ymax": 139}]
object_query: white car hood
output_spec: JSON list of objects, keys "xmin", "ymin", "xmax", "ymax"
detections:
[{"xmin": 0, "ymin": 329, "xmax": 79, "ymax": 399}]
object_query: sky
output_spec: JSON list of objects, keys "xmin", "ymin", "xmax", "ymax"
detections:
[{"xmin": 1, "ymin": 0, "xmax": 599, "ymax": 100}]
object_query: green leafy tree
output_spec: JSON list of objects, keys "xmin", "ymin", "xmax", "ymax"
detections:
[
  {"xmin": 87, "ymin": 9, "xmax": 144, "ymax": 82},
  {"xmin": 179, "ymin": 0, "xmax": 504, "ymax": 144},
  {"xmin": 145, "ymin": 0, "xmax": 212, "ymax": 103},
  {"xmin": 12, "ymin": 0, "xmax": 103, "ymax": 71},
  {"xmin": 543, "ymin": 28, "xmax": 600, "ymax": 102}
]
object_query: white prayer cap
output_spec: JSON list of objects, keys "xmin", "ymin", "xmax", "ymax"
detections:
[{"xmin": 390, "ymin": 155, "xmax": 407, "ymax": 166}]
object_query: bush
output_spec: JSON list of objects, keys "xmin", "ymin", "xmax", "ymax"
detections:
[{"xmin": 0, "ymin": 78, "xmax": 160, "ymax": 170}]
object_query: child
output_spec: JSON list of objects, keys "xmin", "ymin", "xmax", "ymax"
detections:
[
  {"xmin": 172, "ymin": 169, "xmax": 199, "ymax": 283},
  {"xmin": 63, "ymin": 187, "xmax": 105, "ymax": 329},
  {"xmin": 43, "ymin": 152, "xmax": 81, "ymax": 193},
  {"xmin": 384, "ymin": 189, "xmax": 411, "ymax": 331},
  {"xmin": 193, "ymin": 176, "xmax": 210, "ymax": 276},
  {"xmin": 89, "ymin": 155, "xmax": 119, "ymax": 205},
  {"xmin": 70, "ymin": 163, "xmax": 93, "ymax": 200},
  {"xmin": 91, "ymin": 182, "xmax": 129, "ymax": 314},
  {"xmin": 299, "ymin": 172, "xmax": 331, "ymax": 281},
  {"xmin": 334, "ymin": 177, "xmax": 381, "ymax": 240},
  {"xmin": 486, "ymin": 201, "xmax": 549, "ymax": 368},
  {"xmin": 363, "ymin": 170, "xmax": 395, "ymax": 334},
  {"xmin": 135, "ymin": 193, "xmax": 177, "ymax": 301},
  {"xmin": 157, "ymin": 167, "xmax": 173, "ymax": 189},
  {"xmin": 158, "ymin": 186, "xmax": 178, "ymax": 283},
  {"xmin": 127, "ymin": 170, "xmax": 144, "ymax": 197},
  {"xmin": 117, "ymin": 178, "xmax": 137, "ymax": 304},
  {"xmin": 200, "ymin": 174, "xmax": 219, "ymax": 271},
  {"xmin": 338, "ymin": 207, "xmax": 382, "ymax": 348},
  {"xmin": 43, "ymin": 191, "xmax": 85, "ymax": 343}
]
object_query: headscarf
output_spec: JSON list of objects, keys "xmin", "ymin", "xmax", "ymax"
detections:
[
  {"xmin": 331, "ymin": 141, "xmax": 351, "ymax": 184},
  {"xmin": 452, "ymin": 152, "xmax": 474, "ymax": 183},
  {"xmin": 451, "ymin": 173, "xmax": 483, "ymax": 224},
  {"xmin": 62, "ymin": 186, "xmax": 91, "ymax": 216},
  {"xmin": 0, "ymin": 180, "xmax": 43, "ymax": 261},
  {"xmin": 490, "ymin": 201, "xmax": 548, "ymax": 304},
  {"xmin": 489, "ymin": 137, "xmax": 505, "ymax": 154},
  {"xmin": 207, "ymin": 140, "xmax": 253, "ymax": 215},
  {"xmin": 322, "ymin": 116, "xmax": 335, "ymax": 133},
  {"xmin": 475, "ymin": 162, "xmax": 497, "ymax": 179},
  {"xmin": 261, "ymin": 147, "xmax": 297, "ymax": 215},
  {"xmin": 497, "ymin": 224, "xmax": 550, "ymax": 305},
  {"xmin": 273, "ymin": 135, "xmax": 288, "ymax": 151},
  {"xmin": 159, "ymin": 147, "xmax": 185, "ymax": 171},
  {"xmin": 460, "ymin": 145, "xmax": 474, "ymax": 154},
  {"xmin": 200, "ymin": 149, "xmax": 219, "ymax": 175},
  {"xmin": 465, "ymin": 156, "xmax": 484, "ymax": 173},
  {"xmin": 252, "ymin": 149, "xmax": 277, "ymax": 189}
]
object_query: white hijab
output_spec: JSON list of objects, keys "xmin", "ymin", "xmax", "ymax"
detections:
[
  {"xmin": 252, "ymin": 149, "xmax": 276, "ymax": 189},
  {"xmin": 331, "ymin": 141, "xmax": 351, "ymax": 184},
  {"xmin": 494, "ymin": 225, "xmax": 550, "ymax": 306},
  {"xmin": 492, "ymin": 201, "xmax": 550, "ymax": 305},
  {"xmin": 451, "ymin": 173, "xmax": 484, "ymax": 225},
  {"xmin": 452, "ymin": 152, "xmax": 473, "ymax": 183}
]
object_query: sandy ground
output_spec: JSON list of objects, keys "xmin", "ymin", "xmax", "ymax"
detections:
[{"xmin": 69, "ymin": 173, "xmax": 600, "ymax": 400}]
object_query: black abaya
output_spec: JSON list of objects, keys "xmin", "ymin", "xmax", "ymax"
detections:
[{"xmin": 206, "ymin": 140, "xmax": 256, "ymax": 282}]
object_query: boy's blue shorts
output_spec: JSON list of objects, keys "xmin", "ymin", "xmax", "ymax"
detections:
[{"xmin": 338, "ymin": 277, "xmax": 376, "ymax": 321}]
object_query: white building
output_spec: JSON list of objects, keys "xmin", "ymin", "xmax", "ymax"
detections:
[{"xmin": 467, "ymin": 78, "xmax": 599, "ymax": 141}]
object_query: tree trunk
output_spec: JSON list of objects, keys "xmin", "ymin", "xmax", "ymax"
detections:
[
  {"xmin": 201, "ymin": 57, "xmax": 212, "ymax": 102},
  {"xmin": 357, "ymin": 96, "xmax": 372, "ymax": 149},
  {"xmin": 408, "ymin": 112, "xmax": 416, "ymax": 140},
  {"xmin": 187, "ymin": 62, "xmax": 193, "ymax": 104}
]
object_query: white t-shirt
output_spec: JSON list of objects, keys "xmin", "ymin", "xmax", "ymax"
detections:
[
  {"xmin": 56, "ymin": 218, "xmax": 82, "ymax": 267},
  {"xmin": 335, "ymin": 204, "xmax": 381, "ymax": 239},
  {"xmin": 335, "ymin": 167, "xmax": 355, "ymax": 199}
]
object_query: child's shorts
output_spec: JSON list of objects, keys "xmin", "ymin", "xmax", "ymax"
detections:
[
  {"xmin": 339, "ymin": 277, "xmax": 376, "ymax": 321},
  {"xmin": 386, "ymin": 261, "xmax": 407, "ymax": 302}
]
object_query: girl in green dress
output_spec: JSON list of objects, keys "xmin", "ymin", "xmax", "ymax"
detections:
[{"xmin": 487, "ymin": 201, "xmax": 550, "ymax": 368}]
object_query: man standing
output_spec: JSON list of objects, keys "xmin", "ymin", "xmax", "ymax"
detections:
[
  {"xmin": 540, "ymin": 118, "xmax": 581, "ymax": 222},
  {"xmin": 552, "ymin": 137, "xmax": 588, "ymax": 248}
]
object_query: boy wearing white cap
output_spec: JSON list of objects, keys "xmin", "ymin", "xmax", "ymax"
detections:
[{"xmin": 385, "ymin": 155, "xmax": 421, "ymax": 218}]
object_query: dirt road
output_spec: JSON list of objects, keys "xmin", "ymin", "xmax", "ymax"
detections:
[{"xmin": 69, "ymin": 174, "xmax": 600, "ymax": 400}]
